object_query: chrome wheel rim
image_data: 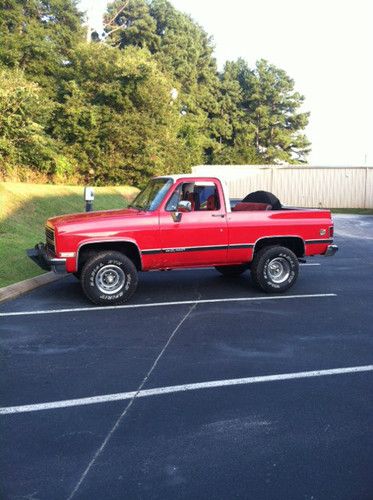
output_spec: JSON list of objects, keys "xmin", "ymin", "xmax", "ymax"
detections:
[
  {"xmin": 267, "ymin": 257, "xmax": 291, "ymax": 283},
  {"xmin": 95, "ymin": 265, "xmax": 125, "ymax": 294}
]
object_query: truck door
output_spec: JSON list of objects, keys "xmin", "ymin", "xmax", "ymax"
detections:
[{"xmin": 158, "ymin": 180, "xmax": 228, "ymax": 267}]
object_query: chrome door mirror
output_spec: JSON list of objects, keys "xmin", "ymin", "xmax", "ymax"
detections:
[
  {"xmin": 177, "ymin": 200, "xmax": 192, "ymax": 212},
  {"xmin": 172, "ymin": 200, "xmax": 192, "ymax": 223}
]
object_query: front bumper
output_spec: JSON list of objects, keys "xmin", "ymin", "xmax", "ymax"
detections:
[
  {"xmin": 324, "ymin": 244, "xmax": 338, "ymax": 257},
  {"xmin": 27, "ymin": 243, "xmax": 67, "ymax": 273}
]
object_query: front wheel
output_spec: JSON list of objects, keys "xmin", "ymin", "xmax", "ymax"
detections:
[
  {"xmin": 250, "ymin": 246, "xmax": 299, "ymax": 293},
  {"xmin": 81, "ymin": 251, "xmax": 138, "ymax": 305}
]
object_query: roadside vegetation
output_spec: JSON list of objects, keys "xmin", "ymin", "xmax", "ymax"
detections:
[
  {"xmin": 0, "ymin": 0, "xmax": 310, "ymax": 187},
  {"xmin": 331, "ymin": 209, "xmax": 373, "ymax": 215},
  {"xmin": 0, "ymin": 183, "xmax": 138, "ymax": 288}
]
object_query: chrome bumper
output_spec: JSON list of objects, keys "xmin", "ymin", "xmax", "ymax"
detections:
[
  {"xmin": 27, "ymin": 243, "xmax": 66, "ymax": 273},
  {"xmin": 324, "ymin": 244, "xmax": 338, "ymax": 257}
]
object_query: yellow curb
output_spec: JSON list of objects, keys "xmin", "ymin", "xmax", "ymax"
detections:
[{"xmin": 0, "ymin": 272, "xmax": 65, "ymax": 304}]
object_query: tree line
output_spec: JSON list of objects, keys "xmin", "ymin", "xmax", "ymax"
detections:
[{"xmin": 0, "ymin": 0, "xmax": 310, "ymax": 186}]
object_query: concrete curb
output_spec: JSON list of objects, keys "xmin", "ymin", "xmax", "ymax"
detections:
[{"xmin": 0, "ymin": 272, "xmax": 65, "ymax": 304}]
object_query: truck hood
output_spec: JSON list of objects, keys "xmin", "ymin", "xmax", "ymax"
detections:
[{"xmin": 48, "ymin": 208, "xmax": 142, "ymax": 231}]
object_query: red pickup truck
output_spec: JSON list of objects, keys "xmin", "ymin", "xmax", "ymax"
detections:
[{"xmin": 28, "ymin": 175, "xmax": 337, "ymax": 305}]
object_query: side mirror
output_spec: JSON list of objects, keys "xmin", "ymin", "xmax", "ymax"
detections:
[
  {"xmin": 172, "ymin": 200, "xmax": 192, "ymax": 222},
  {"xmin": 177, "ymin": 200, "xmax": 192, "ymax": 212}
]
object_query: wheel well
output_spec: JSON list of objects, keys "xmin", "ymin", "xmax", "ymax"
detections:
[
  {"xmin": 254, "ymin": 237, "xmax": 305, "ymax": 258},
  {"xmin": 77, "ymin": 242, "xmax": 142, "ymax": 271}
]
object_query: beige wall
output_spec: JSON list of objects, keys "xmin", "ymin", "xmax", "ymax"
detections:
[{"xmin": 191, "ymin": 165, "xmax": 373, "ymax": 208}]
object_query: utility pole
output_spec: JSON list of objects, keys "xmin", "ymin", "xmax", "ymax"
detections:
[
  {"xmin": 102, "ymin": 0, "xmax": 129, "ymax": 42},
  {"xmin": 84, "ymin": 1, "xmax": 95, "ymax": 42},
  {"xmin": 82, "ymin": 0, "xmax": 129, "ymax": 43}
]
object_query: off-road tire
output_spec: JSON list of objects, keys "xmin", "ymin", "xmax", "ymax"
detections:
[
  {"xmin": 81, "ymin": 251, "xmax": 138, "ymax": 305},
  {"xmin": 74, "ymin": 250, "xmax": 95, "ymax": 280},
  {"xmin": 250, "ymin": 245, "xmax": 299, "ymax": 293},
  {"xmin": 215, "ymin": 265, "xmax": 248, "ymax": 277}
]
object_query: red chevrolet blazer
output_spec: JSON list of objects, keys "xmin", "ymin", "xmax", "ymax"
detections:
[{"xmin": 28, "ymin": 175, "xmax": 338, "ymax": 305}]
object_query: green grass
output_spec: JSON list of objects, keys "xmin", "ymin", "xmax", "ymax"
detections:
[
  {"xmin": 0, "ymin": 182, "xmax": 139, "ymax": 288},
  {"xmin": 331, "ymin": 208, "xmax": 373, "ymax": 215}
]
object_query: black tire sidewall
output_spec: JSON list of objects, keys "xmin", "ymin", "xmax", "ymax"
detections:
[
  {"xmin": 253, "ymin": 246, "xmax": 299, "ymax": 293},
  {"xmin": 81, "ymin": 252, "xmax": 138, "ymax": 305}
]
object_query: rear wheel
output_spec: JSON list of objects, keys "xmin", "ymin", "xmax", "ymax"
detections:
[
  {"xmin": 81, "ymin": 251, "xmax": 138, "ymax": 305},
  {"xmin": 215, "ymin": 264, "xmax": 248, "ymax": 277},
  {"xmin": 250, "ymin": 245, "xmax": 299, "ymax": 293}
]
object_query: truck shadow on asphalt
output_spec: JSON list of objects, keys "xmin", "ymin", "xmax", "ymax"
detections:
[{"xmin": 36, "ymin": 268, "xmax": 310, "ymax": 310}]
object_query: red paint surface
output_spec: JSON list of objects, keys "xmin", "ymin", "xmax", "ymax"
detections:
[{"xmin": 48, "ymin": 177, "xmax": 334, "ymax": 273}]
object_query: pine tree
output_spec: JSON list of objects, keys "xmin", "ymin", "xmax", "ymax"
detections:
[
  {"xmin": 244, "ymin": 59, "xmax": 310, "ymax": 163},
  {"xmin": 0, "ymin": 0, "xmax": 85, "ymax": 94},
  {"xmin": 218, "ymin": 58, "xmax": 310, "ymax": 164},
  {"xmin": 104, "ymin": 0, "xmax": 159, "ymax": 52}
]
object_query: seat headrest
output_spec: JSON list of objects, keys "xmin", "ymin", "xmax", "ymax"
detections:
[{"xmin": 232, "ymin": 202, "xmax": 272, "ymax": 211}]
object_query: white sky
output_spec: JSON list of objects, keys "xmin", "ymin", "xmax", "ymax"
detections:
[{"xmin": 79, "ymin": 0, "xmax": 373, "ymax": 166}]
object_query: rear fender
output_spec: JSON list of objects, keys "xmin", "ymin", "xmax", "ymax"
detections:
[{"xmin": 253, "ymin": 236, "xmax": 305, "ymax": 258}]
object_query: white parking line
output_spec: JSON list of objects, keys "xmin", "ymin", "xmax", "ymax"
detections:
[
  {"xmin": 0, "ymin": 293, "xmax": 336, "ymax": 318},
  {"xmin": 300, "ymin": 263, "xmax": 321, "ymax": 266},
  {"xmin": 1, "ymin": 364, "xmax": 372, "ymax": 415},
  {"xmin": 67, "ymin": 299, "xmax": 198, "ymax": 500}
]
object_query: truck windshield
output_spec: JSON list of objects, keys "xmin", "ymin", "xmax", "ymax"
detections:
[{"xmin": 129, "ymin": 178, "xmax": 173, "ymax": 211}]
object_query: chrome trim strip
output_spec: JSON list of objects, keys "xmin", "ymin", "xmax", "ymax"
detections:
[
  {"xmin": 141, "ymin": 249, "xmax": 162, "ymax": 255},
  {"xmin": 72, "ymin": 236, "xmax": 331, "ymax": 266},
  {"xmin": 229, "ymin": 244, "xmax": 254, "ymax": 249},
  {"xmin": 141, "ymin": 243, "xmax": 254, "ymax": 255},
  {"xmin": 305, "ymin": 239, "xmax": 333, "ymax": 244}
]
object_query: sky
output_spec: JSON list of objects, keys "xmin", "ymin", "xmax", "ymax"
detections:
[{"xmin": 79, "ymin": 0, "xmax": 373, "ymax": 166}]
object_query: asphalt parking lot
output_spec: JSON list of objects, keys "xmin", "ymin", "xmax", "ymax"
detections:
[{"xmin": 1, "ymin": 214, "xmax": 373, "ymax": 500}]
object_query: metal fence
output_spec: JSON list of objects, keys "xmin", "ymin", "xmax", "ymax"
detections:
[{"xmin": 191, "ymin": 165, "xmax": 373, "ymax": 208}]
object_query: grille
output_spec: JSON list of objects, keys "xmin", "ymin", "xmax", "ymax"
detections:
[{"xmin": 45, "ymin": 226, "xmax": 55, "ymax": 254}]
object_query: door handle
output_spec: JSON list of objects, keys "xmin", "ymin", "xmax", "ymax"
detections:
[{"xmin": 211, "ymin": 214, "xmax": 225, "ymax": 218}]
